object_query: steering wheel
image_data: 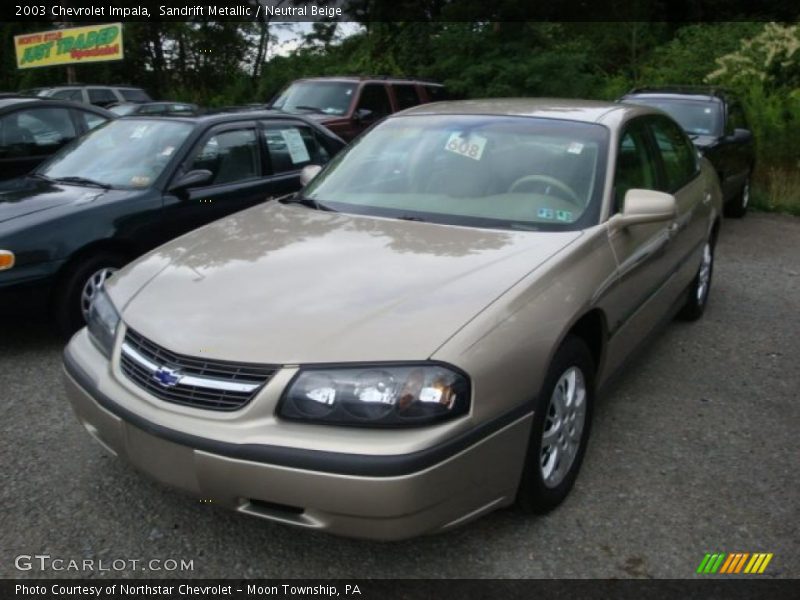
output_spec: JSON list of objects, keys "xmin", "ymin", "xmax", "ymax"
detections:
[{"xmin": 508, "ymin": 175, "xmax": 582, "ymax": 207}]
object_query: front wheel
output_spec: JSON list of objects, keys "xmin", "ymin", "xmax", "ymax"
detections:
[
  {"xmin": 53, "ymin": 251, "xmax": 128, "ymax": 338},
  {"xmin": 517, "ymin": 335, "xmax": 595, "ymax": 514}
]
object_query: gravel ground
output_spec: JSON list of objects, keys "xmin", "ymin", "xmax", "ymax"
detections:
[{"xmin": 1, "ymin": 212, "xmax": 798, "ymax": 579}]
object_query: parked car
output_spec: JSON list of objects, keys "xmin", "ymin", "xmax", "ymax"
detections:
[
  {"xmin": 62, "ymin": 99, "xmax": 722, "ymax": 540},
  {"xmin": 35, "ymin": 85, "xmax": 152, "ymax": 108},
  {"xmin": 0, "ymin": 96, "xmax": 113, "ymax": 181},
  {"xmin": 269, "ymin": 76, "xmax": 447, "ymax": 141},
  {"xmin": 620, "ymin": 86, "xmax": 755, "ymax": 217},
  {"xmin": 109, "ymin": 102, "xmax": 200, "ymax": 117},
  {"xmin": 0, "ymin": 112, "xmax": 344, "ymax": 334}
]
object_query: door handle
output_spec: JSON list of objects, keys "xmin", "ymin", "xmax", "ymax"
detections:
[
  {"xmin": 668, "ymin": 222, "xmax": 679, "ymax": 237},
  {"xmin": 703, "ymin": 192, "xmax": 712, "ymax": 206}
]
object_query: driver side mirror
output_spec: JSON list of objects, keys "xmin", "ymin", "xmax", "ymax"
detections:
[
  {"xmin": 299, "ymin": 164, "xmax": 322, "ymax": 186},
  {"xmin": 610, "ymin": 189, "xmax": 677, "ymax": 231},
  {"xmin": 169, "ymin": 169, "xmax": 212, "ymax": 192},
  {"xmin": 732, "ymin": 127, "xmax": 753, "ymax": 142}
]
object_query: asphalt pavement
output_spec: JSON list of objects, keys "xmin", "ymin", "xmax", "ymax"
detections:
[{"xmin": 1, "ymin": 212, "xmax": 798, "ymax": 579}]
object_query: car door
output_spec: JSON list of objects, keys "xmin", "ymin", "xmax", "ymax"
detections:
[
  {"xmin": 261, "ymin": 120, "xmax": 333, "ymax": 197},
  {"xmin": 160, "ymin": 122, "xmax": 274, "ymax": 240},
  {"xmin": 0, "ymin": 106, "xmax": 80, "ymax": 180},
  {"xmin": 647, "ymin": 115, "xmax": 708, "ymax": 285},
  {"xmin": 724, "ymin": 102, "xmax": 754, "ymax": 192},
  {"xmin": 602, "ymin": 117, "xmax": 680, "ymax": 376}
]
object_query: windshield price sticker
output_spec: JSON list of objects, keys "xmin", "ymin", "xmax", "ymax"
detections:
[
  {"xmin": 280, "ymin": 128, "xmax": 311, "ymax": 164},
  {"xmin": 445, "ymin": 132, "xmax": 487, "ymax": 161}
]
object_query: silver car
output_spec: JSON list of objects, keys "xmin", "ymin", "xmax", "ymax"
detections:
[{"xmin": 63, "ymin": 99, "xmax": 722, "ymax": 540}]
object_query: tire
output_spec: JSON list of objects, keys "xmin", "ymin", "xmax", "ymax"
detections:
[
  {"xmin": 53, "ymin": 251, "xmax": 128, "ymax": 338},
  {"xmin": 678, "ymin": 235, "xmax": 715, "ymax": 321},
  {"xmin": 725, "ymin": 175, "xmax": 750, "ymax": 218},
  {"xmin": 517, "ymin": 335, "xmax": 595, "ymax": 514}
]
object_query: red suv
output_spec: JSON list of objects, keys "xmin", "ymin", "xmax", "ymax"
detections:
[{"xmin": 269, "ymin": 76, "xmax": 448, "ymax": 141}]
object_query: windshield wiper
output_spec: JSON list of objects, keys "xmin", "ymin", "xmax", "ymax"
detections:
[
  {"xmin": 396, "ymin": 215, "xmax": 428, "ymax": 223},
  {"xmin": 54, "ymin": 176, "xmax": 111, "ymax": 189},
  {"xmin": 279, "ymin": 193, "xmax": 334, "ymax": 211}
]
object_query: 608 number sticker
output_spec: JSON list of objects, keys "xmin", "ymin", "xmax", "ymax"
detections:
[{"xmin": 444, "ymin": 132, "xmax": 487, "ymax": 161}]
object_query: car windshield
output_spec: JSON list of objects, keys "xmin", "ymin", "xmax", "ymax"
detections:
[
  {"xmin": 304, "ymin": 115, "xmax": 609, "ymax": 231},
  {"xmin": 627, "ymin": 97, "xmax": 723, "ymax": 136},
  {"xmin": 109, "ymin": 104, "xmax": 138, "ymax": 116},
  {"xmin": 40, "ymin": 119, "xmax": 193, "ymax": 189},
  {"xmin": 270, "ymin": 81, "xmax": 356, "ymax": 116}
]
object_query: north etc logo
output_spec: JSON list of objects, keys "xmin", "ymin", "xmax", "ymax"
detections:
[{"xmin": 697, "ymin": 552, "xmax": 774, "ymax": 574}]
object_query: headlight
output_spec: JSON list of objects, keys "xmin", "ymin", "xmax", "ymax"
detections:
[
  {"xmin": 279, "ymin": 364, "xmax": 470, "ymax": 427},
  {"xmin": 86, "ymin": 287, "xmax": 120, "ymax": 358}
]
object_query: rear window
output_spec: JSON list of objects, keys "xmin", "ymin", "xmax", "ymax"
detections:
[
  {"xmin": 119, "ymin": 88, "xmax": 151, "ymax": 102},
  {"xmin": 624, "ymin": 96, "xmax": 723, "ymax": 137}
]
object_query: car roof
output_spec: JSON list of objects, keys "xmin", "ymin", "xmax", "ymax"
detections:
[
  {"xmin": 623, "ymin": 86, "xmax": 732, "ymax": 102},
  {"xmin": 397, "ymin": 98, "xmax": 657, "ymax": 125},
  {"xmin": 292, "ymin": 76, "xmax": 443, "ymax": 85},
  {"xmin": 0, "ymin": 95, "xmax": 113, "ymax": 115},
  {"xmin": 118, "ymin": 110, "xmax": 319, "ymax": 127}
]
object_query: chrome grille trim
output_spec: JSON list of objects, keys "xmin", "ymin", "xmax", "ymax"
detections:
[
  {"xmin": 119, "ymin": 328, "xmax": 277, "ymax": 411},
  {"xmin": 121, "ymin": 343, "xmax": 262, "ymax": 393}
]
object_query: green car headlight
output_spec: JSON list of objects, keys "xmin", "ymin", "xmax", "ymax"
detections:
[
  {"xmin": 86, "ymin": 287, "xmax": 120, "ymax": 359},
  {"xmin": 279, "ymin": 364, "xmax": 470, "ymax": 427}
]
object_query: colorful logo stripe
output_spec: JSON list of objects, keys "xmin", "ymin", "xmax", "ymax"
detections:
[{"xmin": 697, "ymin": 553, "xmax": 773, "ymax": 574}]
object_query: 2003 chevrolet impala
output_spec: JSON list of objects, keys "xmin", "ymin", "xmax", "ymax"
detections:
[{"xmin": 63, "ymin": 99, "xmax": 722, "ymax": 540}]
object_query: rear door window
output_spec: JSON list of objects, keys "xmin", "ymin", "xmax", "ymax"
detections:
[
  {"xmin": 356, "ymin": 84, "xmax": 392, "ymax": 120},
  {"xmin": 425, "ymin": 86, "xmax": 448, "ymax": 102},
  {"xmin": 87, "ymin": 88, "xmax": 117, "ymax": 106},
  {"xmin": 393, "ymin": 85, "xmax": 421, "ymax": 110},
  {"xmin": 263, "ymin": 123, "xmax": 330, "ymax": 174}
]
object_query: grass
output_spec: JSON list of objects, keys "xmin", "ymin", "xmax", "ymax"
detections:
[{"xmin": 751, "ymin": 165, "xmax": 800, "ymax": 217}]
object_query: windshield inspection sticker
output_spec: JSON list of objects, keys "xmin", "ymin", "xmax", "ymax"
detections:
[
  {"xmin": 130, "ymin": 124, "xmax": 150, "ymax": 139},
  {"xmin": 445, "ymin": 132, "xmax": 487, "ymax": 161},
  {"xmin": 538, "ymin": 208, "xmax": 555, "ymax": 219},
  {"xmin": 567, "ymin": 142, "xmax": 584, "ymax": 154},
  {"xmin": 280, "ymin": 128, "xmax": 311, "ymax": 164},
  {"xmin": 556, "ymin": 210, "xmax": 573, "ymax": 222},
  {"xmin": 130, "ymin": 175, "xmax": 151, "ymax": 187}
]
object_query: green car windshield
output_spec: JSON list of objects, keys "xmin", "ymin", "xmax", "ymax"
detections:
[
  {"xmin": 40, "ymin": 119, "xmax": 194, "ymax": 189},
  {"xmin": 304, "ymin": 115, "xmax": 609, "ymax": 231}
]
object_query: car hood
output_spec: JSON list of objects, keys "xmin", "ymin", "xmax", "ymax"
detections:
[
  {"xmin": 112, "ymin": 202, "xmax": 582, "ymax": 364},
  {"xmin": 0, "ymin": 177, "xmax": 106, "ymax": 224}
]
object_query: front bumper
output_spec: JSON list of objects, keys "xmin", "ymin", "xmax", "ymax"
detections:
[{"xmin": 63, "ymin": 329, "xmax": 533, "ymax": 540}]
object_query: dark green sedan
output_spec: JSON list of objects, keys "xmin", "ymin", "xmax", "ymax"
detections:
[{"xmin": 0, "ymin": 112, "xmax": 344, "ymax": 335}]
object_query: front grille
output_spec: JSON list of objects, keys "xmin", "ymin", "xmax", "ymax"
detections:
[{"xmin": 119, "ymin": 328, "xmax": 277, "ymax": 411}]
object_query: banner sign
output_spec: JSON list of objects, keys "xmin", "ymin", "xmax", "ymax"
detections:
[{"xmin": 14, "ymin": 23, "xmax": 124, "ymax": 69}]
